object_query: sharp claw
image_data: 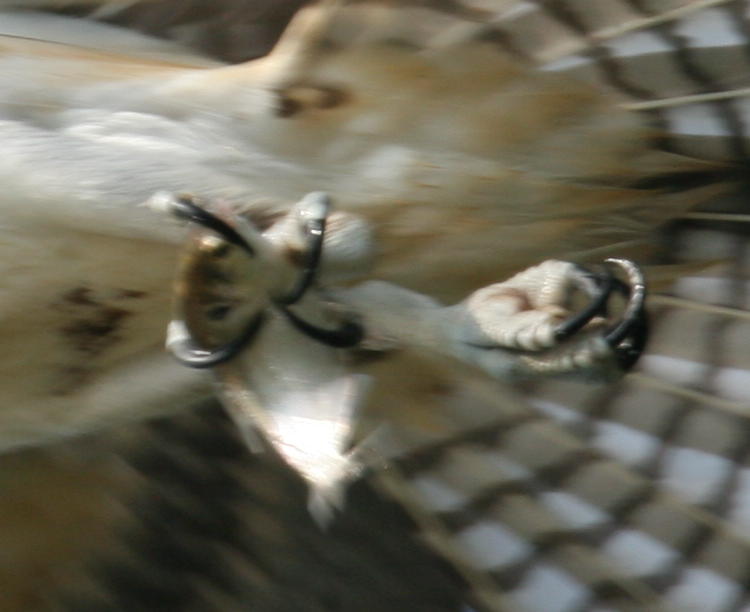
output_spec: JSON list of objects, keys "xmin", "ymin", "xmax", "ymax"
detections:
[
  {"xmin": 166, "ymin": 313, "xmax": 266, "ymax": 369},
  {"xmin": 517, "ymin": 258, "xmax": 648, "ymax": 380},
  {"xmin": 603, "ymin": 258, "xmax": 649, "ymax": 371},
  {"xmin": 553, "ymin": 264, "xmax": 615, "ymax": 342},
  {"xmin": 169, "ymin": 195, "xmax": 257, "ymax": 256},
  {"xmin": 167, "ymin": 192, "xmax": 362, "ymax": 369}
]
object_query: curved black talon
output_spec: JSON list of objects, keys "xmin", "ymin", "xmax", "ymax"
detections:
[
  {"xmin": 279, "ymin": 306, "xmax": 364, "ymax": 348},
  {"xmin": 277, "ymin": 196, "xmax": 330, "ymax": 306},
  {"xmin": 168, "ymin": 312, "xmax": 266, "ymax": 369},
  {"xmin": 602, "ymin": 258, "xmax": 649, "ymax": 370},
  {"xmin": 608, "ymin": 312, "xmax": 649, "ymax": 370},
  {"xmin": 603, "ymin": 259, "xmax": 647, "ymax": 345},
  {"xmin": 171, "ymin": 196, "xmax": 256, "ymax": 256},
  {"xmin": 271, "ymin": 194, "xmax": 364, "ymax": 348},
  {"xmin": 554, "ymin": 265, "xmax": 615, "ymax": 342},
  {"xmin": 170, "ymin": 193, "xmax": 362, "ymax": 365}
]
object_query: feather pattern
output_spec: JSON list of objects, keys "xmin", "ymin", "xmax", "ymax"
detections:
[{"xmin": 1, "ymin": 1, "xmax": 750, "ymax": 611}]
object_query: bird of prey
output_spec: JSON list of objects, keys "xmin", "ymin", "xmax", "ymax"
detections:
[{"xmin": 1, "ymin": 1, "xmax": 750, "ymax": 611}]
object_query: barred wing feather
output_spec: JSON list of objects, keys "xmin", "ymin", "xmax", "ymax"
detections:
[{"xmin": 1, "ymin": 2, "xmax": 750, "ymax": 611}]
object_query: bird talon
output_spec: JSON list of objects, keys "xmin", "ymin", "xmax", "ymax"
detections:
[
  {"xmin": 602, "ymin": 258, "xmax": 649, "ymax": 371},
  {"xmin": 277, "ymin": 192, "xmax": 331, "ymax": 306},
  {"xmin": 553, "ymin": 258, "xmax": 648, "ymax": 371},
  {"xmin": 166, "ymin": 314, "xmax": 266, "ymax": 369},
  {"xmin": 165, "ymin": 193, "xmax": 363, "ymax": 368},
  {"xmin": 510, "ymin": 258, "xmax": 648, "ymax": 381},
  {"xmin": 553, "ymin": 264, "xmax": 615, "ymax": 342}
]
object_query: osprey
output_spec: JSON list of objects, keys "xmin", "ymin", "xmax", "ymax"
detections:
[{"xmin": 1, "ymin": 1, "xmax": 749, "ymax": 610}]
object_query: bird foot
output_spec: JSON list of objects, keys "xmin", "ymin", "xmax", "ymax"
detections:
[
  {"xmin": 338, "ymin": 257, "xmax": 648, "ymax": 384},
  {"xmin": 156, "ymin": 192, "xmax": 648, "ymax": 384},
  {"xmin": 449, "ymin": 258, "xmax": 648, "ymax": 382}
]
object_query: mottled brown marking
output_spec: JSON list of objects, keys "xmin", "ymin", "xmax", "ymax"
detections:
[
  {"xmin": 275, "ymin": 85, "xmax": 349, "ymax": 118},
  {"xmin": 275, "ymin": 95, "xmax": 302, "ymax": 118},
  {"xmin": 316, "ymin": 86, "xmax": 349, "ymax": 109},
  {"xmin": 197, "ymin": 259, "xmax": 233, "ymax": 288},
  {"xmin": 175, "ymin": 234, "xmax": 257, "ymax": 347},
  {"xmin": 51, "ymin": 286, "xmax": 142, "ymax": 394},
  {"xmin": 282, "ymin": 245, "xmax": 306, "ymax": 267},
  {"xmin": 62, "ymin": 287, "xmax": 97, "ymax": 306},
  {"xmin": 62, "ymin": 306, "xmax": 132, "ymax": 356},
  {"xmin": 116, "ymin": 288, "xmax": 147, "ymax": 300}
]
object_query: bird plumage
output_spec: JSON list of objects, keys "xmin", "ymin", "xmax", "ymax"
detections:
[{"xmin": 2, "ymin": 1, "xmax": 750, "ymax": 610}]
